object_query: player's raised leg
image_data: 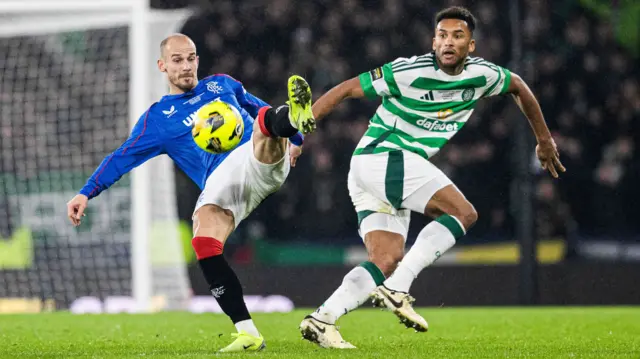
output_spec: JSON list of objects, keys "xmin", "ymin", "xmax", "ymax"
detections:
[
  {"xmin": 247, "ymin": 75, "xmax": 314, "ymax": 173},
  {"xmin": 372, "ymin": 183, "xmax": 476, "ymax": 331},
  {"xmin": 252, "ymin": 75, "xmax": 315, "ymax": 164},
  {"xmin": 192, "ymin": 75, "xmax": 313, "ymax": 352},
  {"xmin": 191, "ymin": 205, "xmax": 266, "ymax": 352}
]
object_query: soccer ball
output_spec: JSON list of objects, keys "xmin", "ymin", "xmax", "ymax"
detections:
[{"xmin": 192, "ymin": 100, "xmax": 244, "ymax": 154}]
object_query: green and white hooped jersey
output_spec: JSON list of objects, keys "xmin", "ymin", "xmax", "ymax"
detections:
[{"xmin": 356, "ymin": 53, "xmax": 512, "ymax": 159}]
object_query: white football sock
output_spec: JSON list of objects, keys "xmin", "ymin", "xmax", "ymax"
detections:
[
  {"xmin": 312, "ymin": 262, "xmax": 383, "ymax": 324},
  {"xmin": 384, "ymin": 215, "xmax": 464, "ymax": 293},
  {"xmin": 235, "ymin": 319, "xmax": 260, "ymax": 337}
]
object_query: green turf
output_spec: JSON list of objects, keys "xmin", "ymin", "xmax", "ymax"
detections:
[{"xmin": 1, "ymin": 307, "xmax": 639, "ymax": 358}]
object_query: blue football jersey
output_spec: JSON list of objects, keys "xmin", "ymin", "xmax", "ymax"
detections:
[{"xmin": 79, "ymin": 74, "xmax": 269, "ymax": 199}]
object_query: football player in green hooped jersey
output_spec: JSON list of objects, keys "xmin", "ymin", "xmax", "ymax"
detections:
[{"xmin": 299, "ymin": 6, "xmax": 566, "ymax": 348}]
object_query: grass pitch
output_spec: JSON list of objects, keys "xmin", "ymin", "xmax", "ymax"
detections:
[{"xmin": 1, "ymin": 307, "xmax": 638, "ymax": 358}]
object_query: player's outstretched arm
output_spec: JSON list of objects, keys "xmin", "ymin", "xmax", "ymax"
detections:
[
  {"xmin": 507, "ymin": 73, "xmax": 566, "ymax": 178},
  {"xmin": 312, "ymin": 77, "xmax": 364, "ymax": 121},
  {"xmin": 67, "ymin": 111, "xmax": 162, "ymax": 226}
]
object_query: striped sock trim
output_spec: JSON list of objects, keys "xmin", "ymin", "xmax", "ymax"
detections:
[
  {"xmin": 435, "ymin": 214, "xmax": 466, "ymax": 239},
  {"xmin": 256, "ymin": 106, "xmax": 273, "ymax": 137},
  {"xmin": 359, "ymin": 261, "xmax": 385, "ymax": 286}
]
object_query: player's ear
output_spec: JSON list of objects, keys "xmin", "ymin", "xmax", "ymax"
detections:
[
  {"xmin": 157, "ymin": 59, "xmax": 166, "ymax": 72},
  {"xmin": 432, "ymin": 36, "xmax": 436, "ymax": 51},
  {"xmin": 468, "ymin": 39, "xmax": 476, "ymax": 53}
]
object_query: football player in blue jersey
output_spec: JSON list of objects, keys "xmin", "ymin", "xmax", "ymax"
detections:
[{"xmin": 66, "ymin": 34, "xmax": 315, "ymax": 352}]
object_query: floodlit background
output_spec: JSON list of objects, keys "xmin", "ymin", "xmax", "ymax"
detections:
[{"xmin": 0, "ymin": 0, "xmax": 639, "ymax": 314}]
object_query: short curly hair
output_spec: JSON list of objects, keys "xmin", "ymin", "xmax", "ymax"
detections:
[{"xmin": 435, "ymin": 6, "xmax": 477, "ymax": 33}]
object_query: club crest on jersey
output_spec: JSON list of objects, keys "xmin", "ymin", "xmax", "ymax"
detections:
[
  {"xmin": 207, "ymin": 81, "xmax": 223, "ymax": 94},
  {"xmin": 462, "ymin": 88, "xmax": 475, "ymax": 101},
  {"xmin": 369, "ymin": 67, "xmax": 383, "ymax": 81}
]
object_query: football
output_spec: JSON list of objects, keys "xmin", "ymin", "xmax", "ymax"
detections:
[{"xmin": 192, "ymin": 100, "xmax": 244, "ymax": 154}]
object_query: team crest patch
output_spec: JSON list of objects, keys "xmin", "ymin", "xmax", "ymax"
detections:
[
  {"xmin": 369, "ymin": 67, "xmax": 383, "ymax": 81},
  {"xmin": 207, "ymin": 81, "xmax": 223, "ymax": 94},
  {"xmin": 462, "ymin": 88, "xmax": 475, "ymax": 101}
]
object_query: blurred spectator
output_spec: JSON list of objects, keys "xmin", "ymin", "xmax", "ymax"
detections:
[{"xmin": 176, "ymin": 0, "xmax": 639, "ymax": 242}]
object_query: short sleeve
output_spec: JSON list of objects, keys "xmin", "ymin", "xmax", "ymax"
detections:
[
  {"xmin": 358, "ymin": 61, "xmax": 404, "ymax": 99},
  {"xmin": 469, "ymin": 59, "xmax": 512, "ymax": 97}
]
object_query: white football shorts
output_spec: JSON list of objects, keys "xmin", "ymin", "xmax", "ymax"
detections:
[
  {"xmin": 348, "ymin": 149, "xmax": 453, "ymax": 240},
  {"xmin": 193, "ymin": 137, "xmax": 290, "ymax": 228}
]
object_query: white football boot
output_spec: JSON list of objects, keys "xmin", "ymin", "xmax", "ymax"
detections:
[
  {"xmin": 371, "ymin": 285, "xmax": 429, "ymax": 332},
  {"xmin": 299, "ymin": 315, "xmax": 356, "ymax": 349}
]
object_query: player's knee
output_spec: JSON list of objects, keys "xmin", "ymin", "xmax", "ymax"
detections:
[
  {"xmin": 192, "ymin": 204, "xmax": 234, "ymax": 240},
  {"xmin": 364, "ymin": 230, "xmax": 405, "ymax": 277},
  {"xmin": 454, "ymin": 202, "xmax": 478, "ymax": 230}
]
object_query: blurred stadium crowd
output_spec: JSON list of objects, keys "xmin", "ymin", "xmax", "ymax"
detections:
[
  {"xmin": 2, "ymin": 0, "xmax": 636, "ymax": 245},
  {"xmin": 172, "ymin": 0, "xmax": 639, "ymax": 242}
]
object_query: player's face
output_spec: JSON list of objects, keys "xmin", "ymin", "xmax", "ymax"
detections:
[
  {"xmin": 158, "ymin": 39, "xmax": 199, "ymax": 93},
  {"xmin": 432, "ymin": 19, "xmax": 475, "ymax": 71}
]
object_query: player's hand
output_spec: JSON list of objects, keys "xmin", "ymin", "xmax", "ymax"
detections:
[
  {"xmin": 67, "ymin": 194, "xmax": 88, "ymax": 227},
  {"xmin": 290, "ymin": 144, "xmax": 303, "ymax": 167},
  {"xmin": 536, "ymin": 139, "xmax": 566, "ymax": 178}
]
